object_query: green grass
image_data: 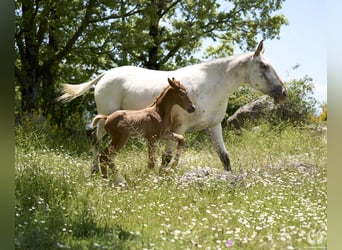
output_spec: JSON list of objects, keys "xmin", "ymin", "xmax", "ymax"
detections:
[{"xmin": 15, "ymin": 123, "xmax": 327, "ymax": 249}]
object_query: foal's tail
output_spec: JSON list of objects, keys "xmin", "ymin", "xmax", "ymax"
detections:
[
  {"xmin": 91, "ymin": 114, "xmax": 108, "ymax": 128},
  {"xmin": 56, "ymin": 72, "xmax": 106, "ymax": 103}
]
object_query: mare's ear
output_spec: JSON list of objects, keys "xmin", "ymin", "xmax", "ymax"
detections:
[
  {"xmin": 168, "ymin": 77, "xmax": 179, "ymax": 89},
  {"xmin": 253, "ymin": 40, "xmax": 265, "ymax": 57}
]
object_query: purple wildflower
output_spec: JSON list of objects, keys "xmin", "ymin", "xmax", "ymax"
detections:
[{"xmin": 226, "ymin": 239, "xmax": 234, "ymax": 247}]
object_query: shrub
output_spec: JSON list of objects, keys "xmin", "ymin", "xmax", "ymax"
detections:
[
  {"xmin": 319, "ymin": 103, "xmax": 327, "ymax": 122},
  {"xmin": 15, "ymin": 112, "xmax": 92, "ymax": 156},
  {"xmin": 274, "ymin": 76, "xmax": 318, "ymax": 125},
  {"xmin": 226, "ymin": 84, "xmax": 260, "ymax": 117}
]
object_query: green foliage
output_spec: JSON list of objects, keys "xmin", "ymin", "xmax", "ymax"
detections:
[
  {"xmin": 319, "ymin": 103, "xmax": 327, "ymax": 122},
  {"xmin": 274, "ymin": 75, "xmax": 318, "ymax": 125},
  {"xmin": 16, "ymin": 112, "xmax": 92, "ymax": 156},
  {"xmin": 205, "ymin": 0, "xmax": 288, "ymax": 58},
  {"xmin": 15, "ymin": 123, "xmax": 327, "ymax": 249}
]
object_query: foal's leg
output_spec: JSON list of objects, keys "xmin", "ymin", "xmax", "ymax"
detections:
[
  {"xmin": 161, "ymin": 140, "xmax": 176, "ymax": 168},
  {"xmin": 170, "ymin": 133, "xmax": 185, "ymax": 169},
  {"xmin": 147, "ymin": 140, "xmax": 157, "ymax": 169},
  {"xmin": 161, "ymin": 126, "xmax": 186, "ymax": 168},
  {"xmin": 162, "ymin": 132, "xmax": 185, "ymax": 169},
  {"xmin": 206, "ymin": 124, "xmax": 232, "ymax": 171}
]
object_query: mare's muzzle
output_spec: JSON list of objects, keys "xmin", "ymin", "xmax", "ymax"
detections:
[{"xmin": 273, "ymin": 86, "xmax": 288, "ymax": 104}]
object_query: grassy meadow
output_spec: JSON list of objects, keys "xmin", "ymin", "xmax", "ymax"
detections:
[{"xmin": 15, "ymin": 122, "xmax": 327, "ymax": 249}]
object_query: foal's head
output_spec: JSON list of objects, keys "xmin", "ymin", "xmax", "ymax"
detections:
[{"xmin": 164, "ymin": 78, "xmax": 196, "ymax": 113}]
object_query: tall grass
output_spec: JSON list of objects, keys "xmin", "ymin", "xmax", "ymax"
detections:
[{"xmin": 15, "ymin": 122, "xmax": 327, "ymax": 249}]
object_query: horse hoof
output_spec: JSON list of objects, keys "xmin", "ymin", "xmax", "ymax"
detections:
[{"xmin": 225, "ymin": 165, "xmax": 233, "ymax": 172}]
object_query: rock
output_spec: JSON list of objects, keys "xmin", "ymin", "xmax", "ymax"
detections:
[
  {"xmin": 265, "ymin": 159, "xmax": 319, "ymax": 174},
  {"xmin": 177, "ymin": 167, "xmax": 239, "ymax": 185},
  {"xmin": 177, "ymin": 160, "xmax": 319, "ymax": 186},
  {"xmin": 226, "ymin": 95, "xmax": 277, "ymax": 129}
]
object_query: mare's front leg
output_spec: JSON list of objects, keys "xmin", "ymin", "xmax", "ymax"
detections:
[{"xmin": 206, "ymin": 123, "xmax": 232, "ymax": 171}]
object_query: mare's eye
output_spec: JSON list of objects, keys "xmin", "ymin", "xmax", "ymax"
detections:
[{"xmin": 261, "ymin": 64, "xmax": 269, "ymax": 70}]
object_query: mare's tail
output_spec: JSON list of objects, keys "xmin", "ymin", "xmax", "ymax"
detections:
[
  {"xmin": 91, "ymin": 114, "xmax": 108, "ymax": 128},
  {"xmin": 56, "ymin": 72, "xmax": 106, "ymax": 103}
]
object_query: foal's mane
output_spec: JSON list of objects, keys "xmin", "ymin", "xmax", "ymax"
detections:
[{"xmin": 148, "ymin": 85, "xmax": 172, "ymax": 107}]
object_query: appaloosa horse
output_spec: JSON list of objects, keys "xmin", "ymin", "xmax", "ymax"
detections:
[
  {"xmin": 58, "ymin": 40, "xmax": 287, "ymax": 172},
  {"xmin": 90, "ymin": 78, "xmax": 195, "ymax": 178}
]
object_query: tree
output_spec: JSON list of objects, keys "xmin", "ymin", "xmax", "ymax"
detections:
[
  {"xmin": 15, "ymin": 0, "xmax": 287, "ymax": 127},
  {"xmin": 204, "ymin": 0, "xmax": 288, "ymax": 58},
  {"xmin": 15, "ymin": 0, "xmax": 138, "ymax": 115},
  {"xmin": 110, "ymin": 0, "xmax": 288, "ymax": 69}
]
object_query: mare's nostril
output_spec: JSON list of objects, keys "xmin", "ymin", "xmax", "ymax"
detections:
[{"xmin": 282, "ymin": 89, "xmax": 288, "ymax": 97}]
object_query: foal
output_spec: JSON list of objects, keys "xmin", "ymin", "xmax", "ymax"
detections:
[{"xmin": 91, "ymin": 78, "xmax": 196, "ymax": 178}]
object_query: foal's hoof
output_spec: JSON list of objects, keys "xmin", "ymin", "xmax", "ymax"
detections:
[{"xmin": 161, "ymin": 154, "xmax": 173, "ymax": 168}]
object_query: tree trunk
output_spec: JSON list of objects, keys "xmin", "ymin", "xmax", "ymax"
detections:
[{"xmin": 20, "ymin": 49, "xmax": 40, "ymax": 113}]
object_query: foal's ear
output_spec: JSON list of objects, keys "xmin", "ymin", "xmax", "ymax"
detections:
[
  {"xmin": 168, "ymin": 77, "xmax": 180, "ymax": 89},
  {"xmin": 253, "ymin": 40, "xmax": 265, "ymax": 57}
]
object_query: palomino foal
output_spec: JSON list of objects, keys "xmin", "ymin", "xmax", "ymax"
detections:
[{"xmin": 91, "ymin": 78, "xmax": 195, "ymax": 178}]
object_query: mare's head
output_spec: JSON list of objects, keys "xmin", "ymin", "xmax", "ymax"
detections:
[
  {"xmin": 167, "ymin": 78, "xmax": 196, "ymax": 113},
  {"xmin": 247, "ymin": 40, "xmax": 287, "ymax": 104}
]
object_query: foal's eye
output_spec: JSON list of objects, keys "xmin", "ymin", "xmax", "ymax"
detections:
[{"xmin": 180, "ymin": 91, "xmax": 186, "ymax": 96}]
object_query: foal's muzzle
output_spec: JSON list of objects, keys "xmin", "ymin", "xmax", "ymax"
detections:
[{"xmin": 188, "ymin": 105, "xmax": 196, "ymax": 113}]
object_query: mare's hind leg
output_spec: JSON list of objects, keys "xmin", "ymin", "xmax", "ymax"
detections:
[
  {"xmin": 92, "ymin": 120, "xmax": 107, "ymax": 174},
  {"xmin": 99, "ymin": 144, "xmax": 115, "ymax": 179}
]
